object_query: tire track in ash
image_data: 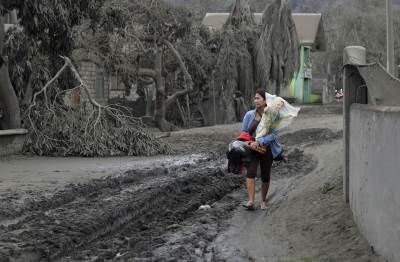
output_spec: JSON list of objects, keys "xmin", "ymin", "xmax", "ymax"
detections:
[{"xmin": 0, "ymin": 153, "xmax": 217, "ymax": 220}]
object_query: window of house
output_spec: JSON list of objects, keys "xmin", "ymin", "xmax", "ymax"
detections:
[
  {"xmin": 95, "ymin": 72, "xmax": 106, "ymax": 99},
  {"xmin": 110, "ymin": 75, "xmax": 118, "ymax": 90},
  {"xmin": 110, "ymin": 73, "xmax": 126, "ymax": 91}
]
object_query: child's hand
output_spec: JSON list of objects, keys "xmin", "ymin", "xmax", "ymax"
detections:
[{"xmin": 263, "ymin": 106, "xmax": 269, "ymax": 113}]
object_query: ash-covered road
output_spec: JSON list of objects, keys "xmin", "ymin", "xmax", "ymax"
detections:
[
  {"xmin": 0, "ymin": 106, "xmax": 382, "ymax": 262},
  {"xmin": 0, "ymin": 128, "xmax": 337, "ymax": 261}
]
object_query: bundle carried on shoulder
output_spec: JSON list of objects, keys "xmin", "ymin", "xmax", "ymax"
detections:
[{"xmin": 256, "ymin": 92, "xmax": 300, "ymax": 139}]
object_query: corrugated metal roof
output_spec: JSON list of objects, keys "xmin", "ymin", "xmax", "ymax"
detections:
[{"xmin": 202, "ymin": 12, "xmax": 326, "ymax": 51}]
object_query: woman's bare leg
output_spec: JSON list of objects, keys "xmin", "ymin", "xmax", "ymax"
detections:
[
  {"xmin": 261, "ymin": 182, "xmax": 269, "ymax": 209},
  {"xmin": 246, "ymin": 178, "xmax": 255, "ymax": 207}
]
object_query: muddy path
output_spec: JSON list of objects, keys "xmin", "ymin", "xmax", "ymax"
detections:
[
  {"xmin": 0, "ymin": 149, "xmax": 235, "ymax": 261},
  {"xmin": 0, "ymin": 128, "xmax": 342, "ymax": 262},
  {"xmin": 0, "ymin": 153, "xmax": 218, "ymax": 219},
  {"xmin": 209, "ymin": 130, "xmax": 383, "ymax": 262}
]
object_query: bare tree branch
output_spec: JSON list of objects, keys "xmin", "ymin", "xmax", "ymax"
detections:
[
  {"xmin": 162, "ymin": 39, "xmax": 194, "ymax": 108},
  {"xmin": 28, "ymin": 60, "xmax": 69, "ymax": 115}
]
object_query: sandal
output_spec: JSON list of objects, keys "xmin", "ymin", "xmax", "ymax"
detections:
[{"xmin": 242, "ymin": 202, "xmax": 255, "ymax": 210}]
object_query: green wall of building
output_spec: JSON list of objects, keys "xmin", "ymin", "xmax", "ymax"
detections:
[{"xmin": 284, "ymin": 46, "xmax": 321, "ymax": 103}]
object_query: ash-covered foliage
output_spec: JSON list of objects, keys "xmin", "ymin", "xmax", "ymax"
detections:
[
  {"xmin": 256, "ymin": 0, "xmax": 299, "ymax": 93},
  {"xmin": 2, "ymin": 1, "xmax": 173, "ymax": 157},
  {"xmin": 23, "ymin": 58, "xmax": 172, "ymax": 157},
  {"xmin": 215, "ymin": 29, "xmax": 257, "ymax": 122},
  {"xmin": 213, "ymin": 0, "xmax": 259, "ymax": 122},
  {"xmin": 4, "ymin": 28, "xmax": 52, "ymax": 107},
  {"xmin": 25, "ymin": 104, "xmax": 171, "ymax": 157}
]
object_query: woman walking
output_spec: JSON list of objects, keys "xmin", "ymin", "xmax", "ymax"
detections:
[{"xmin": 240, "ymin": 89, "xmax": 279, "ymax": 210}]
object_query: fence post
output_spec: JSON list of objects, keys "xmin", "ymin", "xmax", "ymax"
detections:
[{"xmin": 343, "ymin": 46, "xmax": 367, "ymax": 203}]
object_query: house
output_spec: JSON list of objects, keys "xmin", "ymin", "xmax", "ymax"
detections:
[
  {"xmin": 66, "ymin": 50, "xmax": 142, "ymax": 114},
  {"xmin": 202, "ymin": 12, "xmax": 327, "ymax": 103}
]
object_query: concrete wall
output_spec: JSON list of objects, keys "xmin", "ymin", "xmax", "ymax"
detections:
[
  {"xmin": 349, "ymin": 104, "xmax": 400, "ymax": 262},
  {"xmin": 0, "ymin": 129, "xmax": 27, "ymax": 156},
  {"xmin": 343, "ymin": 65, "xmax": 368, "ymax": 202}
]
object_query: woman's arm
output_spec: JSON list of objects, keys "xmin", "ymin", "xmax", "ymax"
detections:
[
  {"xmin": 256, "ymin": 129, "xmax": 277, "ymax": 146},
  {"xmin": 240, "ymin": 111, "xmax": 253, "ymax": 133}
]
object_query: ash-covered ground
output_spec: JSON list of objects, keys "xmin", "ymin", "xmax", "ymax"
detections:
[{"xmin": 0, "ymin": 105, "xmax": 384, "ymax": 262}]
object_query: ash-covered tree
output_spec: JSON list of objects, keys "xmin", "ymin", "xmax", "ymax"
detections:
[
  {"xmin": 214, "ymin": 0, "xmax": 259, "ymax": 122},
  {"xmin": 0, "ymin": 14, "xmax": 20, "ymax": 129},
  {"xmin": 163, "ymin": 25, "xmax": 218, "ymax": 127},
  {"xmin": 0, "ymin": 0, "xmax": 104, "ymax": 129},
  {"xmin": 78, "ymin": 0, "xmax": 195, "ymax": 131},
  {"xmin": 214, "ymin": 0, "xmax": 299, "ymax": 123},
  {"xmin": 0, "ymin": 1, "xmax": 171, "ymax": 156},
  {"xmin": 131, "ymin": 1, "xmax": 195, "ymax": 132},
  {"xmin": 256, "ymin": 0, "xmax": 299, "ymax": 95}
]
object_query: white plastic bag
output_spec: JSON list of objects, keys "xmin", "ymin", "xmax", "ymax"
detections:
[{"xmin": 264, "ymin": 92, "xmax": 300, "ymax": 131}]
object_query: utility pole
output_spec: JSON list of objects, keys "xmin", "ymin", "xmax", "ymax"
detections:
[{"xmin": 386, "ymin": 0, "xmax": 395, "ymax": 75}]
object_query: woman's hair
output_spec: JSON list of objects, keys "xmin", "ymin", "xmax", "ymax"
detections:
[{"xmin": 255, "ymin": 89, "xmax": 266, "ymax": 101}]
